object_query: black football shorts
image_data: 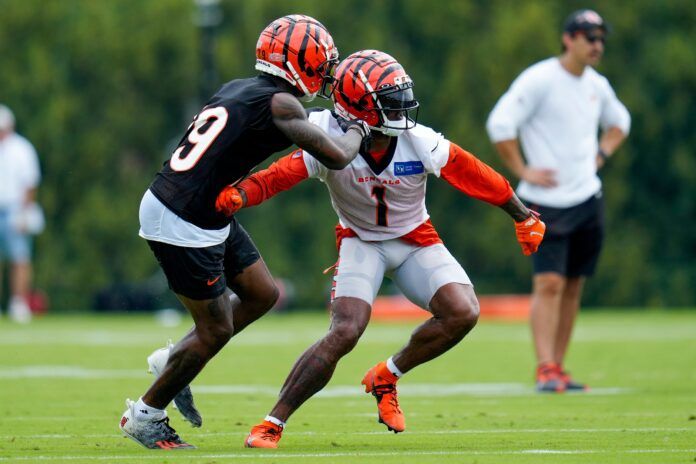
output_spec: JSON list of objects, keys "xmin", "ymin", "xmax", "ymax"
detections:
[
  {"xmin": 147, "ymin": 218, "xmax": 261, "ymax": 300},
  {"xmin": 525, "ymin": 193, "xmax": 605, "ymax": 277}
]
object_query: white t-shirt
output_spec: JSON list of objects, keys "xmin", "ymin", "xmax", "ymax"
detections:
[
  {"xmin": 486, "ymin": 57, "xmax": 631, "ymax": 208},
  {"xmin": 303, "ymin": 110, "xmax": 450, "ymax": 241},
  {"xmin": 139, "ymin": 189, "xmax": 230, "ymax": 247},
  {"xmin": 0, "ymin": 133, "xmax": 41, "ymax": 209}
]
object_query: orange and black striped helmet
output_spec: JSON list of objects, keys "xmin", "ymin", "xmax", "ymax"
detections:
[
  {"xmin": 256, "ymin": 15, "xmax": 339, "ymax": 101},
  {"xmin": 332, "ymin": 50, "xmax": 419, "ymax": 136}
]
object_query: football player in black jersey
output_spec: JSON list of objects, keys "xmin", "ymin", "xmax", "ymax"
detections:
[{"xmin": 119, "ymin": 15, "xmax": 370, "ymax": 450}]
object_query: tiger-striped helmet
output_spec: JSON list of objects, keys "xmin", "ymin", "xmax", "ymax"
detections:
[
  {"xmin": 255, "ymin": 15, "xmax": 339, "ymax": 102},
  {"xmin": 331, "ymin": 50, "xmax": 419, "ymax": 136}
]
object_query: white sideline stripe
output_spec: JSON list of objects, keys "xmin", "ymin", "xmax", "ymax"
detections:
[
  {"xmin": 1, "ymin": 324, "xmax": 695, "ymax": 346},
  {"xmin": 2, "ymin": 427, "xmax": 693, "ymax": 440},
  {"xmin": 0, "ymin": 366, "xmax": 631, "ymax": 398},
  {"xmin": 1, "ymin": 448, "xmax": 695, "ymax": 461},
  {"xmin": 195, "ymin": 383, "xmax": 630, "ymax": 397},
  {"xmin": 0, "ymin": 366, "xmax": 145, "ymax": 379},
  {"xmin": 0, "ymin": 368, "xmax": 631, "ymax": 396}
]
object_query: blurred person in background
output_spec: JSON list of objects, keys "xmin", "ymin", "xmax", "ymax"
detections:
[
  {"xmin": 215, "ymin": 50, "xmax": 546, "ymax": 448},
  {"xmin": 118, "ymin": 14, "xmax": 370, "ymax": 450},
  {"xmin": 486, "ymin": 9, "xmax": 630, "ymax": 393},
  {"xmin": 0, "ymin": 104, "xmax": 42, "ymax": 324}
]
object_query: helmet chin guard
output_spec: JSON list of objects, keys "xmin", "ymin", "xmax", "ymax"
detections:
[{"xmin": 375, "ymin": 123, "xmax": 408, "ymax": 137}]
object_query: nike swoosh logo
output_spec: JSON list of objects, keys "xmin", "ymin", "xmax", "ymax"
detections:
[
  {"xmin": 206, "ymin": 275, "xmax": 222, "ymax": 286},
  {"xmin": 530, "ymin": 232, "xmax": 544, "ymax": 238}
]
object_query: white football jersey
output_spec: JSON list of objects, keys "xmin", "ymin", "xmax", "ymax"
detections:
[{"xmin": 303, "ymin": 110, "xmax": 450, "ymax": 241}]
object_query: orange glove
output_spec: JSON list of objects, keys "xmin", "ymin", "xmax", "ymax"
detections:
[
  {"xmin": 514, "ymin": 210, "xmax": 546, "ymax": 256},
  {"xmin": 215, "ymin": 185, "xmax": 244, "ymax": 216}
]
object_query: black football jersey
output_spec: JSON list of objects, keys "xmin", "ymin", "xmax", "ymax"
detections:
[{"xmin": 149, "ymin": 75, "xmax": 293, "ymax": 229}]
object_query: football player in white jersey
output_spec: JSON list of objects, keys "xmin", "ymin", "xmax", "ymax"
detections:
[{"xmin": 215, "ymin": 50, "xmax": 547, "ymax": 448}]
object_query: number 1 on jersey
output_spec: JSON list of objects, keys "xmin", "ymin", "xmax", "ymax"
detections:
[
  {"xmin": 371, "ymin": 186, "xmax": 388, "ymax": 226},
  {"xmin": 170, "ymin": 106, "xmax": 228, "ymax": 172}
]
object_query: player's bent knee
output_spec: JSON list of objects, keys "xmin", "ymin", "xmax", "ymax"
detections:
[
  {"xmin": 326, "ymin": 322, "xmax": 363, "ymax": 355},
  {"xmin": 451, "ymin": 295, "xmax": 480, "ymax": 333},
  {"xmin": 432, "ymin": 284, "xmax": 479, "ymax": 329},
  {"xmin": 209, "ymin": 325, "xmax": 234, "ymax": 348},
  {"xmin": 248, "ymin": 277, "xmax": 279, "ymax": 311},
  {"xmin": 197, "ymin": 319, "xmax": 235, "ymax": 351}
]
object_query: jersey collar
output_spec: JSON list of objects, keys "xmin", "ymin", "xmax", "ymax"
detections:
[{"xmin": 360, "ymin": 137, "xmax": 398, "ymax": 175}]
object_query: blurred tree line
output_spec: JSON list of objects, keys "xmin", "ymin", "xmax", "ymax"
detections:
[{"xmin": 0, "ymin": 0, "xmax": 693, "ymax": 310}]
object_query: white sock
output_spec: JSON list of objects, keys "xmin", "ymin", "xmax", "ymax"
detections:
[
  {"xmin": 134, "ymin": 397, "xmax": 166, "ymax": 421},
  {"xmin": 265, "ymin": 415, "xmax": 286, "ymax": 428},
  {"xmin": 386, "ymin": 356, "xmax": 403, "ymax": 378}
]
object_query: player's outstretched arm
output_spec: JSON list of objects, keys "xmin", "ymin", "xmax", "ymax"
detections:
[
  {"xmin": 439, "ymin": 142, "xmax": 545, "ymax": 254},
  {"xmin": 215, "ymin": 150, "xmax": 310, "ymax": 216},
  {"xmin": 271, "ymin": 93, "xmax": 367, "ymax": 169}
]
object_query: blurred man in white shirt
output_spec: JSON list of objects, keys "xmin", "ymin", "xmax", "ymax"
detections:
[
  {"xmin": 486, "ymin": 10, "xmax": 630, "ymax": 392},
  {"xmin": 0, "ymin": 104, "xmax": 42, "ymax": 323}
]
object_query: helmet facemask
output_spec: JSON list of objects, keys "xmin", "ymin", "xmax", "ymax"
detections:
[
  {"xmin": 316, "ymin": 48, "xmax": 340, "ymax": 100},
  {"xmin": 358, "ymin": 70, "xmax": 419, "ymax": 136}
]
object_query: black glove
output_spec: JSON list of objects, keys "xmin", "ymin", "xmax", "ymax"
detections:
[{"xmin": 336, "ymin": 117, "xmax": 372, "ymax": 151}]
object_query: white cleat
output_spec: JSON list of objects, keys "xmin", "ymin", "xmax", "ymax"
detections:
[
  {"xmin": 147, "ymin": 342, "xmax": 202, "ymax": 427},
  {"xmin": 119, "ymin": 399, "xmax": 195, "ymax": 449}
]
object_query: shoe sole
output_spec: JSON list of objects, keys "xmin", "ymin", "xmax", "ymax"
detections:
[
  {"xmin": 120, "ymin": 426, "xmax": 157, "ymax": 450},
  {"xmin": 245, "ymin": 437, "xmax": 278, "ymax": 449},
  {"xmin": 378, "ymin": 417, "xmax": 404, "ymax": 433},
  {"xmin": 120, "ymin": 427, "xmax": 197, "ymax": 450}
]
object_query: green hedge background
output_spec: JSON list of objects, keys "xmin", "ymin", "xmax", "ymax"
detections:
[{"xmin": 0, "ymin": 0, "xmax": 693, "ymax": 310}]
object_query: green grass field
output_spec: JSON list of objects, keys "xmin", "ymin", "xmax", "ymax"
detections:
[{"xmin": 1, "ymin": 309, "xmax": 695, "ymax": 463}]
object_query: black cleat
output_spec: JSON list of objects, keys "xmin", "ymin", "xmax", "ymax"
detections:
[{"xmin": 147, "ymin": 342, "xmax": 203, "ymax": 427}]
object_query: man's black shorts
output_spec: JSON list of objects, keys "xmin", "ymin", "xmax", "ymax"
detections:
[
  {"xmin": 146, "ymin": 218, "xmax": 261, "ymax": 300},
  {"xmin": 525, "ymin": 193, "xmax": 604, "ymax": 277}
]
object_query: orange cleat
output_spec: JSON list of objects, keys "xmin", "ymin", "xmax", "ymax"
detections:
[
  {"xmin": 245, "ymin": 420, "xmax": 283, "ymax": 449},
  {"xmin": 536, "ymin": 362, "xmax": 566, "ymax": 393},
  {"xmin": 361, "ymin": 362, "xmax": 405, "ymax": 433}
]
